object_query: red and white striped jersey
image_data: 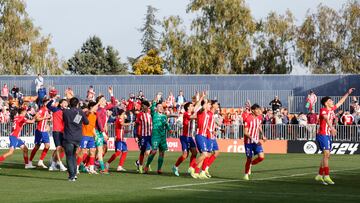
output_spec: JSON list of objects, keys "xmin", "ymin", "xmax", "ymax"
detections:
[
  {"xmin": 318, "ymin": 106, "xmax": 337, "ymax": 135},
  {"xmin": 37, "ymin": 106, "xmax": 50, "ymax": 132},
  {"xmin": 206, "ymin": 111, "xmax": 216, "ymax": 139},
  {"xmin": 11, "ymin": 115, "xmax": 27, "ymax": 137},
  {"xmin": 182, "ymin": 111, "xmax": 192, "ymax": 137},
  {"xmin": 196, "ymin": 110, "xmax": 209, "ymax": 136},
  {"xmin": 115, "ymin": 117, "xmax": 125, "ymax": 141},
  {"xmin": 244, "ymin": 114, "xmax": 262, "ymax": 144},
  {"xmin": 136, "ymin": 112, "xmax": 152, "ymax": 137}
]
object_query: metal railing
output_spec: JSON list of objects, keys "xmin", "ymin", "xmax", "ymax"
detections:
[{"xmin": 1, "ymin": 123, "xmax": 359, "ymax": 142}]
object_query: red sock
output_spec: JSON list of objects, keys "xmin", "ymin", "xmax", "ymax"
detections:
[
  {"xmin": 30, "ymin": 147, "xmax": 39, "ymax": 161},
  {"xmin": 195, "ymin": 167, "xmax": 200, "ymax": 173},
  {"xmin": 245, "ymin": 158, "xmax": 252, "ymax": 174},
  {"xmin": 201, "ymin": 157, "xmax": 209, "ymax": 171},
  {"xmin": 119, "ymin": 151, "xmax": 127, "ymax": 166},
  {"xmin": 39, "ymin": 148, "xmax": 49, "ymax": 160},
  {"xmin": 207, "ymin": 154, "xmax": 217, "ymax": 167},
  {"xmin": 82, "ymin": 153, "xmax": 88, "ymax": 163},
  {"xmin": 189, "ymin": 155, "xmax": 197, "ymax": 168},
  {"xmin": 139, "ymin": 153, "xmax": 144, "ymax": 165},
  {"xmin": 89, "ymin": 157, "xmax": 95, "ymax": 166},
  {"xmin": 108, "ymin": 151, "xmax": 121, "ymax": 164},
  {"xmin": 60, "ymin": 152, "xmax": 65, "ymax": 159},
  {"xmin": 0, "ymin": 155, "xmax": 5, "ymax": 162},
  {"xmin": 324, "ymin": 167, "xmax": 330, "ymax": 175},
  {"xmin": 175, "ymin": 155, "xmax": 186, "ymax": 167},
  {"xmin": 76, "ymin": 156, "xmax": 82, "ymax": 166},
  {"xmin": 251, "ymin": 157, "xmax": 264, "ymax": 165},
  {"xmin": 318, "ymin": 167, "xmax": 324, "ymax": 175},
  {"xmin": 23, "ymin": 154, "xmax": 29, "ymax": 164},
  {"xmin": 84, "ymin": 156, "xmax": 90, "ymax": 166}
]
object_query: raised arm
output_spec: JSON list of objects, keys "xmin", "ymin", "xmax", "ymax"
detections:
[{"xmin": 336, "ymin": 88, "xmax": 355, "ymax": 108}]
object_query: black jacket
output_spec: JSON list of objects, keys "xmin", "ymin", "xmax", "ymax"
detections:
[{"xmin": 63, "ymin": 108, "xmax": 89, "ymax": 145}]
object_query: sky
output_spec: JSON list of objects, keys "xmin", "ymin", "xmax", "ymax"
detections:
[{"xmin": 25, "ymin": 0, "xmax": 349, "ymax": 73}]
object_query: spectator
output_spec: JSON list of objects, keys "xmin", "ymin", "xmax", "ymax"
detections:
[
  {"xmin": 1, "ymin": 84, "xmax": 9, "ymax": 100},
  {"xmin": 86, "ymin": 85, "xmax": 96, "ymax": 102},
  {"xmin": 49, "ymin": 87, "xmax": 58, "ymax": 99},
  {"xmin": 166, "ymin": 91, "xmax": 175, "ymax": 108},
  {"xmin": 137, "ymin": 90, "xmax": 146, "ymax": 101},
  {"xmin": 341, "ymin": 111, "xmax": 354, "ymax": 125},
  {"xmin": 306, "ymin": 90, "xmax": 317, "ymax": 112},
  {"xmin": 298, "ymin": 113, "xmax": 308, "ymax": 126},
  {"xmin": 269, "ymin": 96, "xmax": 282, "ymax": 112},
  {"xmin": 264, "ymin": 109, "xmax": 274, "ymax": 124},
  {"xmin": 11, "ymin": 84, "xmax": 19, "ymax": 100},
  {"xmin": 350, "ymin": 97, "xmax": 359, "ymax": 115},
  {"xmin": 35, "ymin": 73, "xmax": 44, "ymax": 93},
  {"xmin": 37, "ymin": 85, "xmax": 47, "ymax": 107},
  {"xmin": 175, "ymin": 90, "xmax": 186, "ymax": 110},
  {"xmin": 0, "ymin": 107, "xmax": 10, "ymax": 123},
  {"xmin": 281, "ymin": 108, "xmax": 289, "ymax": 124},
  {"xmin": 307, "ymin": 109, "xmax": 318, "ymax": 125},
  {"xmin": 65, "ymin": 87, "xmax": 74, "ymax": 100}
]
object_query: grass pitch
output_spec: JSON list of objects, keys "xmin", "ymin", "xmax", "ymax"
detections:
[{"xmin": 0, "ymin": 150, "xmax": 359, "ymax": 203}]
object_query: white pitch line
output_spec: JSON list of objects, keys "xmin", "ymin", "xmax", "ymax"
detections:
[{"xmin": 153, "ymin": 167, "xmax": 360, "ymax": 190}]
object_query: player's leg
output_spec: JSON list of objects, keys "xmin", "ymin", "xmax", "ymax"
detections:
[
  {"xmin": 315, "ymin": 135, "xmax": 332, "ymax": 184},
  {"xmin": 30, "ymin": 130, "xmax": 42, "ymax": 163},
  {"xmin": 0, "ymin": 147, "xmax": 15, "ymax": 163},
  {"xmin": 106, "ymin": 141, "xmax": 121, "ymax": 169},
  {"xmin": 38, "ymin": 132, "xmax": 50, "ymax": 168},
  {"xmin": 20, "ymin": 144, "xmax": 35, "ymax": 169},
  {"xmin": 252, "ymin": 152, "xmax": 265, "ymax": 165},
  {"xmin": 88, "ymin": 147, "xmax": 97, "ymax": 174},
  {"xmin": 243, "ymin": 144, "xmax": 254, "ymax": 180},
  {"xmin": 173, "ymin": 136, "xmax": 189, "ymax": 176},
  {"xmin": 53, "ymin": 132, "xmax": 66, "ymax": 171},
  {"xmin": 188, "ymin": 137, "xmax": 197, "ymax": 173},
  {"xmin": 157, "ymin": 139, "xmax": 168, "ymax": 174},
  {"xmin": 117, "ymin": 142, "xmax": 128, "ymax": 171}
]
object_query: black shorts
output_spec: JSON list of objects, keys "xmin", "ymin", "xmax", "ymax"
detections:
[{"xmin": 53, "ymin": 131, "xmax": 64, "ymax": 147}]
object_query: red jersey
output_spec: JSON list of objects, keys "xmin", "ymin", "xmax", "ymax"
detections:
[
  {"xmin": 96, "ymin": 96, "xmax": 116, "ymax": 132},
  {"xmin": 341, "ymin": 114, "xmax": 354, "ymax": 125},
  {"xmin": 136, "ymin": 112, "xmax": 152, "ymax": 137},
  {"xmin": 206, "ymin": 111, "xmax": 215, "ymax": 139},
  {"xmin": 244, "ymin": 114, "xmax": 262, "ymax": 144},
  {"xmin": 318, "ymin": 106, "xmax": 337, "ymax": 135},
  {"xmin": 126, "ymin": 99, "xmax": 135, "ymax": 111},
  {"xmin": 242, "ymin": 111, "xmax": 250, "ymax": 121},
  {"xmin": 37, "ymin": 106, "xmax": 50, "ymax": 132},
  {"xmin": 196, "ymin": 110, "xmax": 209, "ymax": 136},
  {"xmin": 115, "ymin": 117, "xmax": 125, "ymax": 141},
  {"xmin": 12, "ymin": 115, "xmax": 27, "ymax": 137},
  {"xmin": 182, "ymin": 112, "xmax": 192, "ymax": 137}
]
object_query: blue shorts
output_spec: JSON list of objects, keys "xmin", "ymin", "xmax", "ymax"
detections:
[
  {"xmin": 140, "ymin": 136, "xmax": 152, "ymax": 151},
  {"xmin": 316, "ymin": 134, "xmax": 332, "ymax": 151},
  {"xmin": 34, "ymin": 130, "xmax": 50, "ymax": 145},
  {"xmin": 115, "ymin": 141, "xmax": 128, "ymax": 152},
  {"xmin": 180, "ymin": 136, "xmax": 196, "ymax": 152},
  {"xmin": 80, "ymin": 136, "xmax": 96, "ymax": 149},
  {"xmin": 209, "ymin": 139, "xmax": 219, "ymax": 151},
  {"xmin": 9, "ymin": 136, "xmax": 25, "ymax": 148},
  {"xmin": 245, "ymin": 143, "xmax": 264, "ymax": 158},
  {"xmin": 195, "ymin": 135, "xmax": 210, "ymax": 153}
]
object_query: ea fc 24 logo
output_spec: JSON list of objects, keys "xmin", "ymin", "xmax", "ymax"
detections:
[
  {"xmin": 303, "ymin": 141, "xmax": 318, "ymax": 154},
  {"xmin": 303, "ymin": 141, "xmax": 359, "ymax": 155}
]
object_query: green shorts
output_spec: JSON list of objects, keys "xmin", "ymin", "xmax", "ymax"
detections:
[
  {"xmin": 151, "ymin": 136, "xmax": 168, "ymax": 152},
  {"xmin": 95, "ymin": 130, "xmax": 104, "ymax": 147}
]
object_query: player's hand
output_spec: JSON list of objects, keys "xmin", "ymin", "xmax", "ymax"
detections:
[
  {"xmin": 135, "ymin": 137, "xmax": 138, "ymax": 143},
  {"xmin": 330, "ymin": 127, "xmax": 337, "ymax": 136},
  {"xmin": 348, "ymin": 88, "xmax": 355, "ymax": 94},
  {"xmin": 108, "ymin": 87, "xmax": 113, "ymax": 95},
  {"xmin": 262, "ymin": 136, "xmax": 267, "ymax": 142}
]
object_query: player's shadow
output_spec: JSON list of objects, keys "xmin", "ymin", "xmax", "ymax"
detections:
[
  {"xmin": 0, "ymin": 173, "xmax": 66, "ymax": 181},
  {"xmin": 110, "ymin": 169, "xmax": 195, "ymax": 179},
  {"xmin": 254, "ymin": 166, "xmax": 316, "ymax": 173}
]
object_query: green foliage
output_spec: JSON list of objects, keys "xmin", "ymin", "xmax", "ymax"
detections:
[
  {"xmin": 132, "ymin": 49, "xmax": 164, "ymax": 75},
  {"xmin": 68, "ymin": 36, "xmax": 128, "ymax": 75},
  {"xmin": 140, "ymin": 5, "xmax": 159, "ymax": 54},
  {"xmin": 0, "ymin": 0, "xmax": 63, "ymax": 75}
]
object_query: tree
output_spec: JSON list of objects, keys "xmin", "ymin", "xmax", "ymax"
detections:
[
  {"xmin": 246, "ymin": 10, "xmax": 296, "ymax": 74},
  {"xmin": 67, "ymin": 36, "xmax": 128, "ymax": 75},
  {"xmin": 0, "ymin": 0, "xmax": 63, "ymax": 75},
  {"xmin": 140, "ymin": 5, "xmax": 159, "ymax": 54},
  {"xmin": 132, "ymin": 49, "xmax": 164, "ymax": 75},
  {"xmin": 296, "ymin": 4, "xmax": 344, "ymax": 74}
]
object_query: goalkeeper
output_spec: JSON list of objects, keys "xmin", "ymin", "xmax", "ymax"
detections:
[{"xmin": 144, "ymin": 93, "xmax": 176, "ymax": 174}]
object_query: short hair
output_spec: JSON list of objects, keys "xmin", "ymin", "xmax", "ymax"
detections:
[
  {"xmin": 87, "ymin": 101, "xmax": 97, "ymax": 109},
  {"xmin": 96, "ymin": 95, "xmax": 104, "ymax": 104},
  {"xmin": 251, "ymin": 103, "xmax": 261, "ymax": 110},
  {"xmin": 210, "ymin": 100, "xmax": 218, "ymax": 106},
  {"xmin": 142, "ymin": 100, "xmax": 150, "ymax": 107},
  {"xmin": 184, "ymin": 102, "xmax": 191, "ymax": 111},
  {"xmin": 118, "ymin": 109, "xmax": 125, "ymax": 116},
  {"xmin": 69, "ymin": 97, "xmax": 79, "ymax": 108},
  {"xmin": 321, "ymin": 96, "xmax": 332, "ymax": 106}
]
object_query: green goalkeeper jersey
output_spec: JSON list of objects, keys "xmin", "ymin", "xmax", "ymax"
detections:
[{"xmin": 150, "ymin": 101, "xmax": 170, "ymax": 139}]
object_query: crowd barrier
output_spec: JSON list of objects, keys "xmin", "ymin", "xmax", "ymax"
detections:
[{"xmin": 0, "ymin": 123, "xmax": 359, "ymax": 154}]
